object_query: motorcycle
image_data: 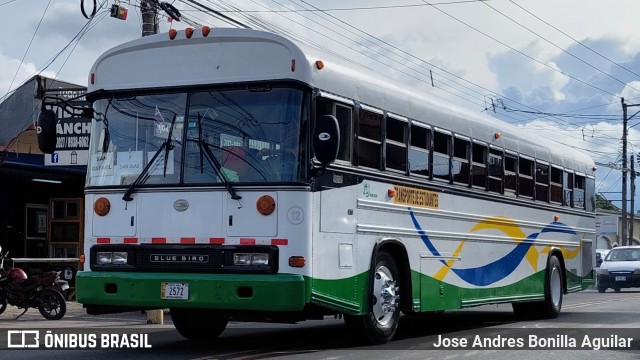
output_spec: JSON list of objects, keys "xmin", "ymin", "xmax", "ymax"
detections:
[{"xmin": 0, "ymin": 246, "xmax": 69, "ymax": 320}]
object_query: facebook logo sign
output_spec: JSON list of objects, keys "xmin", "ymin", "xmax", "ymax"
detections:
[{"xmin": 51, "ymin": 153, "xmax": 59, "ymax": 163}]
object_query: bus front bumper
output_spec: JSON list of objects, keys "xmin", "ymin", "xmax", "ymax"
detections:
[{"xmin": 76, "ymin": 271, "xmax": 308, "ymax": 311}]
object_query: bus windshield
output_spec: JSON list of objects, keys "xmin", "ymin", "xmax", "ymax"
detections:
[{"xmin": 86, "ymin": 85, "xmax": 307, "ymax": 187}]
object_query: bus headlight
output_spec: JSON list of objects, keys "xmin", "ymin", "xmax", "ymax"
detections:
[
  {"xmin": 113, "ymin": 252, "xmax": 128, "ymax": 265},
  {"xmin": 97, "ymin": 252, "xmax": 112, "ymax": 265},
  {"xmin": 234, "ymin": 253, "xmax": 252, "ymax": 266},
  {"xmin": 96, "ymin": 251, "xmax": 128, "ymax": 265},
  {"xmin": 233, "ymin": 253, "xmax": 269, "ymax": 266},
  {"xmin": 251, "ymin": 253, "xmax": 269, "ymax": 266}
]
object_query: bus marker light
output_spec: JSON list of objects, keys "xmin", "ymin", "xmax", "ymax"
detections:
[
  {"xmin": 315, "ymin": 60, "xmax": 324, "ymax": 70},
  {"xmin": 202, "ymin": 26, "xmax": 210, "ymax": 37},
  {"xmin": 291, "ymin": 59, "xmax": 296, "ymax": 72},
  {"xmin": 124, "ymin": 237, "xmax": 138, "ymax": 244},
  {"xmin": 90, "ymin": 73, "xmax": 95, "ymax": 84},
  {"xmin": 554, "ymin": 215, "xmax": 560, "ymax": 222},
  {"xmin": 271, "ymin": 239, "xmax": 288, "ymax": 246},
  {"xmin": 289, "ymin": 256, "xmax": 306, "ymax": 268},
  {"xmin": 494, "ymin": 132, "xmax": 501, "ymax": 139},
  {"xmin": 180, "ymin": 237, "xmax": 196, "ymax": 244},
  {"xmin": 185, "ymin": 27, "xmax": 194, "ymax": 39},
  {"xmin": 169, "ymin": 29, "xmax": 177, "ymax": 40},
  {"xmin": 387, "ymin": 189, "xmax": 397, "ymax": 198},
  {"xmin": 210, "ymin": 237, "xmax": 224, "ymax": 245},
  {"xmin": 256, "ymin": 195, "xmax": 276, "ymax": 216},
  {"xmin": 80, "ymin": 254, "xmax": 85, "ymax": 264},
  {"xmin": 152, "ymin": 237, "xmax": 167, "ymax": 244},
  {"xmin": 94, "ymin": 197, "xmax": 111, "ymax": 216},
  {"xmin": 240, "ymin": 238, "xmax": 256, "ymax": 245}
]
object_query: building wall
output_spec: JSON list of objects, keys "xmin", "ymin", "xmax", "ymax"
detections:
[{"xmin": 0, "ymin": 76, "xmax": 87, "ymax": 259}]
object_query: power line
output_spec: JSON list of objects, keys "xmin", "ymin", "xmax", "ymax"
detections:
[
  {"xmin": 181, "ymin": 1, "xmax": 494, "ymax": 13},
  {"xmin": 2, "ymin": 0, "xmax": 52, "ymax": 101},
  {"xmin": 482, "ymin": 1, "xmax": 640, "ymax": 95},
  {"xmin": 508, "ymin": 0, "xmax": 640, "ymax": 80},
  {"xmin": 419, "ymin": 0, "xmax": 619, "ymax": 98}
]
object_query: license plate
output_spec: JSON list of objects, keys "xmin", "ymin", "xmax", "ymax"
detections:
[
  {"xmin": 615, "ymin": 276, "xmax": 627, "ymax": 282},
  {"xmin": 161, "ymin": 282, "xmax": 189, "ymax": 300}
]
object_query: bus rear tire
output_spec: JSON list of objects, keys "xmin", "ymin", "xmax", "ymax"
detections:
[
  {"xmin": 170, "ymin": 308, "xmax": 228, "ymax": 341},
  {"xmin": 345, "ymin": 250, "xmax": 401, "ymax": 344},
  {"xmin": 512, "ymin": 255, "xmax": 563, "ymax": 319}
]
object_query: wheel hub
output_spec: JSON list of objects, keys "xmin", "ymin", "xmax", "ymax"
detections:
[{"xmin": 372, "ymin": 265, "xmax": 399, "ymax": 327}]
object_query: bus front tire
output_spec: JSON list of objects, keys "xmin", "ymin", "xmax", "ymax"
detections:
[
  {"xmin": 512, "ymin": 255, "xmax": 563, "ymax": 319},
  {"xmin": 345, "ymin": 250, "xmax": 401, "ymax": 344},
  {"xmin": 170, "ymin": 308, "xmax": 228, "ymax": 341}
]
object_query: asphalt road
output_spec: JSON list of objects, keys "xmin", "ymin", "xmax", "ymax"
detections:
[{"xmin": 0, "ymin": 288, "xmax": 639, "ymax": 359}]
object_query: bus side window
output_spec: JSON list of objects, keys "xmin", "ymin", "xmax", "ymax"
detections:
[
  {"xmin": 518, "ymin": 157, "xmax": 534, "ymax": 199},
  {"xmin": 453, "ymin": 136, "xmax": 470, "ymax": 186},
  {"xmin": 585, "ymin": 177, "xmax": 595, "ymax": 211},
  {"xmin": 316, "ymin": 97, "xmax": 353, "ymax": 164},
  {"xmin": 357, "ymin": 109, "xmax": 383, "ymax": 169},
  {"xmin": 385, "ymin": 116, "xmax": 407, "ymax": 172},
  {"xmin": 335, "ymin": 103, "xmax": 353, "ymax": 162},
  {"xmin": 574, "ymin": 175, "xmax": 585, "ymax": 209},
  {"xmin": 535, "ymin": 162, "xmax": 550, "ymax": 202},
  {"xmin": 472, "ymin": 142, "xmax": 487, "ymax": 189},
  {"xmin": 488, "ymin": 148, "xmax": 503, "ymax": 193},
  {"xmin": 409, "ymin": 124, "xmax": 430, "ymax": 177},
  {"xmin": 564, "ymin": 171, "xmax": 573, "ymax": 206},
  {"xmin": 550, "ymin": 166, "xmax": 563, "ymax": 203},
  {"xmin": 432, "ymin": 131, "xmax": 451, "ymax": 182},
  {"xmin": 504, "ymin": 153, "xmax": 517, "ymax": 196}
]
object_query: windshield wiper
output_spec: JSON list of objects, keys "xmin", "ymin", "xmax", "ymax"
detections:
[
  {"xmin": 122, "ymin": 114, "xmax": 177, "ymax": 202},
  {"xmin": 196, "ymin": 113, "xmax": 242, "ymax": 201}
]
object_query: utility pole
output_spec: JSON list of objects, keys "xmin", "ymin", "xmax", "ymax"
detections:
[
  {"xmin": 631, "ymin": 154, "xmax": 636, "ymax": 245},
  {"xmin": 141, "ymin": 0, "xmax": 158, "ymax": 37},
  {"xmin": 621, "ymin": 98, "xmax": 640, "ymax": 246},
  {"xmin": 622, "ymin": 98, "xmax": 628, "ymax": 245}
]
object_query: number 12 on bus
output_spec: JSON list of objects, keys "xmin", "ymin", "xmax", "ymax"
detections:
[{"xmin": 39, "ymin": 27, "xmax": 596, "ymax": 344}]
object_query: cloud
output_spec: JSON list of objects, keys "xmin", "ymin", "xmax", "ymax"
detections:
[{"xmin": 0, "ymin": 52, "xmax": 56, "ymax": 96}]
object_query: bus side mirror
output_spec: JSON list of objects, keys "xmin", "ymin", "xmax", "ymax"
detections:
[
  {"xmin": 313, "ymin": 115, "xmax": 340, "ymax": 166},
  {"xmin": 37, "ymin": 109, "xmax": 57, "ymax": 154}
]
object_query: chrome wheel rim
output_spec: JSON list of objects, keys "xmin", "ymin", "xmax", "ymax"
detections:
[
  {"xmin": 371, "ymin": 265, "xmax": 398, "ymax": 327},
  {"xmin": 550, "ymin": 265, "xmax": 562, "ymax": 307}
]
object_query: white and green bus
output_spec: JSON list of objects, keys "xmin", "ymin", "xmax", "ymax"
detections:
[{"xmin": 56, "ymin": 27, "xmax": 595, "ymax": 344}]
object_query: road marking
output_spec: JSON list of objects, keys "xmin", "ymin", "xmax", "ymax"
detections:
[{"xmin": 564, "ymin": 294, "xmax": 640, "ymax": 309}]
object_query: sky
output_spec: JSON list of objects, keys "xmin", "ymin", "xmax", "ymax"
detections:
[{"xmin": 3, "ymin": 0, "xmax": 640, "ymax": 211}]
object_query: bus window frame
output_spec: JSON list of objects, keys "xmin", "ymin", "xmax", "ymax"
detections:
[
  {"xmin": 409, "ymin": 121, "xmax": 431, "ymax": 179},
  {"xmin": 385, "ymin": 113, "xmax": 408, "ymax": 174},
  {"xmin": 453, "ymin": 134, "xmax": 471, "ymax": 186},
  {"xmin": 432, "ymin": 128, "xmax": 452, "ymax": 183}
]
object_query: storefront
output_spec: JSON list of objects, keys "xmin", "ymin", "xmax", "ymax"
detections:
[{"xmin": 0, "ymin": 75, "xmax": 89, "ymax": 296}]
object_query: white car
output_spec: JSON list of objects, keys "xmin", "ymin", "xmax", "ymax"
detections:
[{"xmin": 596, "ymin": 246, "xmax": 640, "ymax": 293}]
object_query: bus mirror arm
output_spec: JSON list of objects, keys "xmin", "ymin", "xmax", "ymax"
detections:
[
  {"xmin": 312, "ymin": 114, "xmax": 340, "ymax": 167},
  {"xmin": 309, "ymin": 164, "xmax": 326, "ymax": 178},
  {"xmin": 37, "ymin": 95, "xmax": 94, "ymax": 154}
]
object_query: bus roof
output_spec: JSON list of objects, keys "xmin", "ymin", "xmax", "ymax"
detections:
[{"xmin": 88, "ymin": 28, "xmax": 595, "ymax": 175}]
